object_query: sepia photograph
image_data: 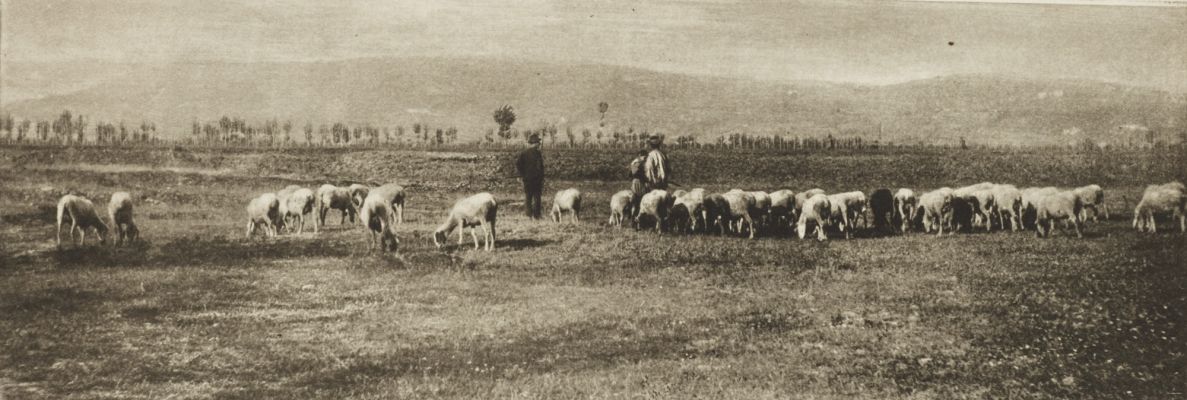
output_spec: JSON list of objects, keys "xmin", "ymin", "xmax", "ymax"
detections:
[{"xmin": 1, "ymin": 0, "xmax": 1185, "ymax": 398}]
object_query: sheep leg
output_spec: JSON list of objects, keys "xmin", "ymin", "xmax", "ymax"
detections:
[
  {"xmin": 396, "ymin": 203, "xmax": 404, "ymax": 225},
  {"xmin": 470, "ymin": 227, "xmax": 480, "ymax": 249},
  {"xmin": 744, "ymin": 214, "xmax": 755, "ymax": 240},
  {"xmin": 1103, "ymin": 203, "xmax": 1110, "ymax": 221},
  {"xmin": 1073, "ymin": 218, "xmax": 1083, "ymax": 238}
]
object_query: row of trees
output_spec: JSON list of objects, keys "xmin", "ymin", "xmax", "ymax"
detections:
[
  {"xmin": 0, "ymin": 111, "xmax": 158, "ymax": 144},
  {"xmin": 188, "ymin": 116, "xmax": 463, "ymax": 147}
]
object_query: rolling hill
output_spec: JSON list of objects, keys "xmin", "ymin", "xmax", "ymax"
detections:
[{"xmin": 2, "ymin": 57, "xmax": 1183, "ymax": 146}]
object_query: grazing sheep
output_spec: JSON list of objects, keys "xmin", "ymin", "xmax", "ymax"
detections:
[
  {"xmin": 433, "ymin": 192, "xmax": 498, "ymax": 251},
  {"xmin": 702, "ymin": 194, "xmax": 732, "ymax": 235},
  {"xmin": 893, "ymin": 189, "xmax": 918, "ymax": 233},
  {"xmin": 826, "ymin": 191, "xmax": 868, "ymax": 238},
  {"xmin": 283, "ymin": 188, "xmax": 316, "ymax": 234},
  {"xmin": 1020, "ymin": 187, "xmax": 1060, "ymax": 230},
  {"xmin": 721, "ymin": 190, "xmax": 757, "ymax": 239},
  {"xmin": 276, "ymin": 184, "xmax": 302, "ymax": 226},
  {"xmin": 749, "ymin": 191, "xmax": 772, "ymax": 227},
  {"xmin": 56, "ymin": 195, "xmax": 108, "ymax": 247},
  {"xmin": 246, "ymin": 193, "xmax": 282, "ymax": 239},
  {"xmin": 797, "ymin": 193, "xmax": 831, "ymax": 241},
  {"xmin": 794, "ymin": 188, "xmax": 826, "ymax": 219},
  {"xmin": 608, "ymin": 190, "xmax": 635, "ymax": 227},
  {"xmin": 1072, "ymin": 184, "xmax": 1108, "ymax": 223},
  {"xmin": 359, "ymin": 186, "xmax": 403, "ymax": 253},
  {"xmin": 550, "ymin": 188, "xmax": 583, "ymax": 223},
  {"xmin": 107, "ymin": 191, "xmax": 139, "ymax": 245},
  {"xmin": 768, "ymin": 189, "xmax": 796, "ymax": 230},
  {"xmin": 671, "ymin": 188, "xmax": 707, "ymax": 233},
  {"xmin": 1133, "ymin": 183, "xmax": 1186, "ymax": 233},
  {"xmin": 349, "ymin": 184, "xmax": 371, "ymax": 211},
  {"xmin": 315, "ymin": 184, "xmax": 356, "ymax": 231},
  {"xmin": 869, "ymin": 188, "xmax": 894, "ymax": 233},
  {"xmin": 954, "ymin": 183, "xmax": 996, "ymax": 230},
  {"xmin": 1035, "ymin": 191, "xmax": 1083, "ymax": 238},
  {"xmin": 991, "ymin": 184, "xmax": 1024, "ymax": 231},
  {"xmin": 636, "ymin": 190, "xmax": 676, "ymax": 233},
  {"xmin": 917, "ymin": 188, "xmax": 952, "ymax": 236}
]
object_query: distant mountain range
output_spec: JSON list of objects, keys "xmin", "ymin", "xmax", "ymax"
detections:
[{"xmin": 2, "ymin": 57, "xmax": 1183, "ymax": 146}]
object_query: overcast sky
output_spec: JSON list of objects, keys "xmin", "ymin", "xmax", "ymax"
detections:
[{"xmin": 2, "ymin": 0, "xmax": 1185, "ymax": 90}]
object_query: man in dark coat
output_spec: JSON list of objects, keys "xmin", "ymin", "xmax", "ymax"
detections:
[{"xmin": 516, "ymin": 133, "xmax": 545, "ymax": 219}]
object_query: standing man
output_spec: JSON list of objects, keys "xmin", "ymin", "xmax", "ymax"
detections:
[
  {"xmin": 643, "ymin": 135, "xmax": 670, "ymax": 191},
  {"xmin": 516, "ymin": 133, "xmax": 545, "ymax": 219}
]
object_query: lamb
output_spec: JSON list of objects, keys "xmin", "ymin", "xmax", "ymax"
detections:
[
  {"xmin": 608, "ymin": 190, "xmax": 635, "ymax": 227},
  {"xmin": 283, "ymin": 188, "xmax": 316, "ymax": 234},
  {"xmin": 1035, "ymin": 191, "xmax": 1083, "ymax": 238},
  {"xmin": 721, "ymin": 190, "xmax": 757, "ymax": 239},
  {"xmin": 1072, "ymin": 184, "xmax": 1108, "ymax": 223},
  {"xmin": 550, "ymin": 188, "xmax": 583, "ymax": 223},
  {"xmin": 768, "ymin": 189, "xmax": 797, "ymax": 230},
  {"xmin": 107, "ymin": 191, "xmax": 139, "ymax": 245},
  {"xmin": 826, "ymin": 191, "xmax": 868, "ymax": 238},
  {"xmin": 1020, "ymin": 187, "xmax": 1059, "ymax": 230},
  {"xmin": 246, "ymin": 193, "xmax": 282, "ymax": 239},
  {"xmin": 636, "ymin": 189, "xmax": 676, "ymax": 234},
  {"xmin": 359, "ymin": 185, "xmax": 404, "ymax": 253},
  {"xmin": 991, "ymin": 184, "xmax": 1023, "ymax": 231},
  {"xmin": 315, "ymin": 184, "xmax": 356, "ymax": 232},
  {"xmin": 893, "ymin": 188, "xmax": 918, "ymax": 233},
  {"xmin": 868, "ymin": 188, "xmax": 894, "ymax": 233},
  {"xmin": 1133, "ymin": 183, "xmax": 1186, "ymax": 233},
  {"xmin": 796, "ymin": 193, "xmax": 831, "ymax": 241},
  {"xmin": 917, "ymin": 188, "xmax": 952, "ymax": 236},
  {"xmin": 433, "ymin": 192, "xmax": 497, "ymax": 251},
  {"xmin": 56, "ymin": 194, "xmax": 108, "ymax": 247}
]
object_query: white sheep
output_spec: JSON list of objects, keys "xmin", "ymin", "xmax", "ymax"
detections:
[
  {"xmin": 107, "ymin": 191, "xmax": 139, "ymax": 245},
  {"xmin": 796, "ymin": 193, "xmax": 831, "ymax": 241},
  {"xmin": 550, "ymin": 188, "xmax": 583, "ymax": 223},
  {"xmin": 1035, "ymin": 191, "xmax": 1083, "ymax": 238},
  {"xmin": 360, "ymin": 185, "xmax": 404, "ymax": 253},
  {"xmin": 1021, "ymin": 187, "xmax": 1059, "ymax": 230},
  {"xmin": 636, "ymin": 189, "xmax": 676, "ymax": 234},
  {"xmin": 433, "ymin": 192, "xmax": 497, "ymax": 251},
  {"xmin": 794, "ymin": 188, "xmax": 826, "ymax": 218},
  {"xmin": 608, "ymin": 190, "xmax": 634, "ymax": 227},
  {"xmin": 917, "ymin": 188, "xmax": 953, "ymax": 236},
  {"xmin": 893, "ymin": 188, "xmax": 918, "ymax": 233},
  {"xmin": 246, "ymin": 193, "xmax": 282, "ymax": 239},
  {"xmin": 315, "ymin": 184, "xmax": 356, "ymax": 232},
  {"xmin": 721, "ymin": 190, "xmax": 757, "ymax": 239},
  {"xmin": 1133, "ymin": 183, "xmax": 1186, "ymax": 233},
  {"xmin": 671, "ymin": 188, "xmax": 706, "ymax": 233},
  {"xmin": 953, "ymin": 183, "xmax": 996, "ymax": 230},
  {"xmin": 826, "ymin": 191, "xmax": 867, "ymax": 238},
  {"xmin": 56, "ymin": 194, "xmax": 108, "ymax": 247},
  {"xmin": 749, "ymin": 191, "xmax": 772, "ymax": 227},
  {"xmin": 349, "ymin": 184, "xmax": 371, "ymax": 212},
  {"xmin": 283, "ymin": 188, "xmax": 316, "ymax": 234},
  {"xmin": 1072, "ymin": 184, "xmax": 1108, "ymax": 223},
  {"xmin": 768, "ymin": 189, "xmax": 796, "ymax": 229},
  {"xmin": 991, "ymin": 184, "xmax": 1023, "ymax": 231}
]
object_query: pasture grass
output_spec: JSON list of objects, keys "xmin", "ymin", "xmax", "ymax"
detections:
[{"xmin": 0, "ymin": 147, "xmax": 1184, "ymax": 399}]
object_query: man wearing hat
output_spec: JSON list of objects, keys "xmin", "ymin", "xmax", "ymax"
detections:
[
  {"xmin": 516, "ymin": 133, "xmax": 545, "ymax": 219},
  {"xmin": 642, "ymin": 135, "xmax": 670, "ymax": 191}
]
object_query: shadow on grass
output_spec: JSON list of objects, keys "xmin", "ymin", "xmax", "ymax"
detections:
[
  {"xmin": 42, "ymin": 236, "xmax": 357, "ymax": 268},
  {"xmin": 289, "ymin": 309, "xmax": 813, "ymax": 395}
]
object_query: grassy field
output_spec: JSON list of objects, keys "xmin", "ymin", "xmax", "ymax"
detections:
[{"xmin": 1, "ymin": 146, "xmax": 1184, "ymax": 399}]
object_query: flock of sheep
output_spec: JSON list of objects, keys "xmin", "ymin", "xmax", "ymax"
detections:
[
  {"xmin": 608, "ymin": 181, "xmax": 1187, "ymax": 241},
  {"xmin": 50, "ymin": 180, "xmax": 1187, "ymax": 252}
]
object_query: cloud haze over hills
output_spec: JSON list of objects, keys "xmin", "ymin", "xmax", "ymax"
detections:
[{"xmin": 0, "ymin": 1, "xmax": 1183, "ymax": 146}]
